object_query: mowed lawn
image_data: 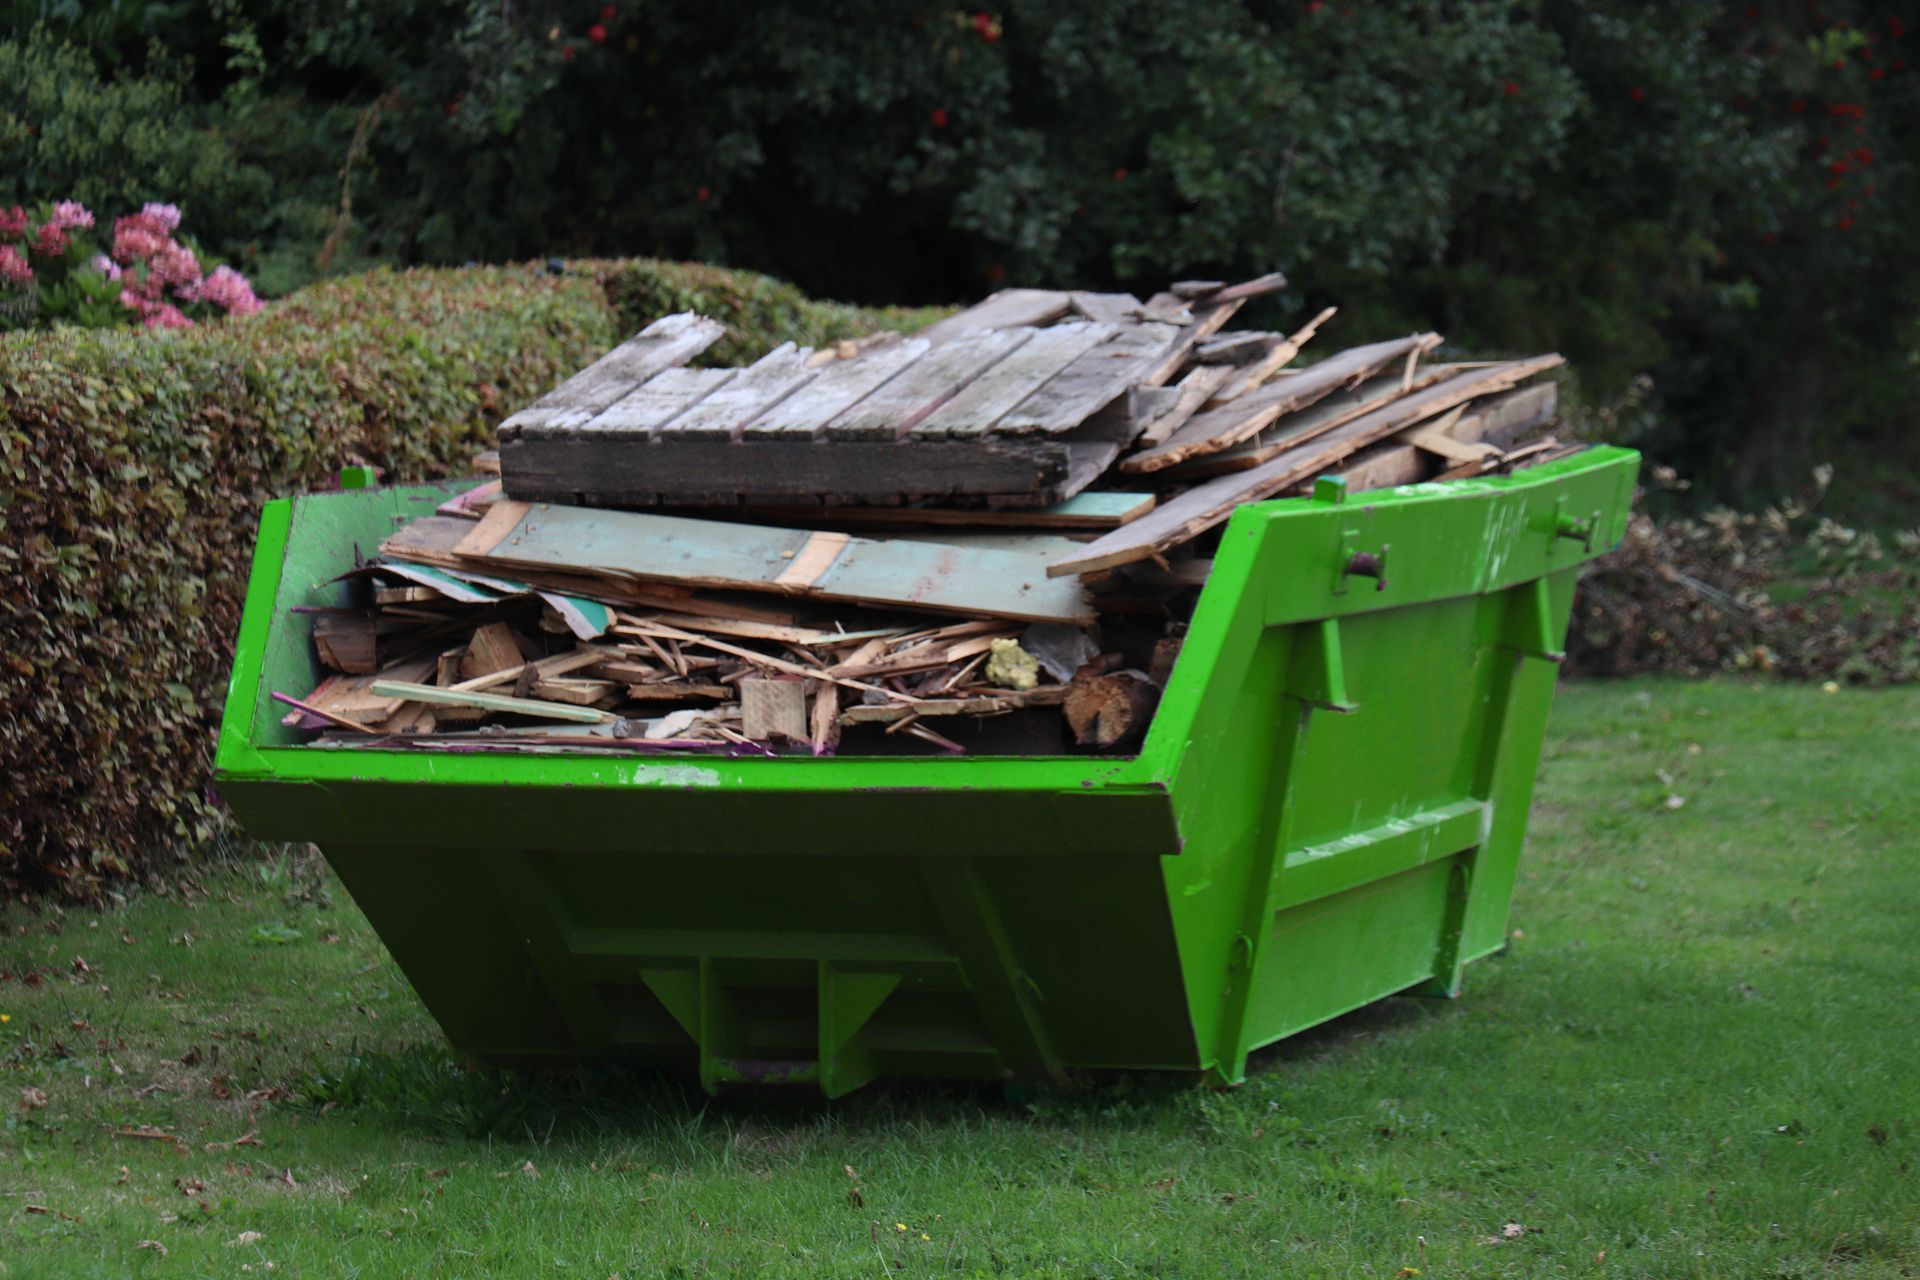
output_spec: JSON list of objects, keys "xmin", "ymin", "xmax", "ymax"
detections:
[{"xmin": 3, "ymin": 680, "xmax": 1915, "ymax": 1278}]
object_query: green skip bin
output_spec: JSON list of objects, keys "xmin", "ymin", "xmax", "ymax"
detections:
[{"xmin": 215, "ymin": 446, "xmax": 1639, "ymax": 1096}]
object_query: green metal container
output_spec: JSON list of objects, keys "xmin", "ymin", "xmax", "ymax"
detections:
[{"xmin": 215, "ymin": 446, "xmax": 1638, "ymax": 1095}]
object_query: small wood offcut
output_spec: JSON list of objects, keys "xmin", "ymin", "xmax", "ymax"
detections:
[{"xmin": 277, "ymin": 272, "xmax": 1578, "ymax": 756}]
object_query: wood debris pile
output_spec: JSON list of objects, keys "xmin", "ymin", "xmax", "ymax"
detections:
[{"xmin": 279, "ymin": 272, "xmax": 1577, "ymax": 756}]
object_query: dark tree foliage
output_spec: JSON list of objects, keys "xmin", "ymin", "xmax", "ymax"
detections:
[{"xmin": 3, "ymin": 0, "xmax": 1916, "ymax": 506}]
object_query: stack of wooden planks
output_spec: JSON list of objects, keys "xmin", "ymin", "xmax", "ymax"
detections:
[{"xmin": 281, "ymin": 276, "xmax": 1577, "ymax": 756}]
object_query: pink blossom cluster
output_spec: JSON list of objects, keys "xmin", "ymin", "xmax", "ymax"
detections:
[
  {"xmin": 0, "ymin": 196, "xmax": 264, "ymax": 328},
  {"xmin": 107, "ymin": 204, "xmax": 262, "ymax": 326}
]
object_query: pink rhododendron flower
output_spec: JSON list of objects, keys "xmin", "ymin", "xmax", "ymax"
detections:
[
  {"xmin": 150, "ymin": 243, "xmax": 200, "ymax": 287},
  {"xmin": 113, "ymin": 214, "xmax": 168, "ymax": 264},
  {"xmin": 0, "ymin": 244, "xmax": 31, "ymax": 283},
  {"xmin": 143, "ymin": 303, "xmax": 193, "ymax": 329},
  {"xmin": 0, "ymin": 206, "xmax": 28, "ymax": 238},
  {"xmin": 91, "ymin": 253, "xmax": 122, "ymax": 279},
  {"xmin": 31, "ymin": 222, "xmax": 69, "ymax": 257},
  {"xmin": 198, "ymin": 264, "xmax": 263, "ymax": 316},
  {"xmin": 51, "ymin": 201, "xmax": 94, "ymax": 231},
  {"xmin": 140, "ymin": 202, "xmax": 183, "ymax": 231}
]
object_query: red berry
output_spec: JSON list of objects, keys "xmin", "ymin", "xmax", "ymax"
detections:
[
  {"xmin": 930, "ymin": 107, "xmax": 949, "ymax": 128},
  {"xmin": 972, "ymin": 11, "xmax": 991, "ymax": 31},
  {"xmin": 1870, "ymin": 67, "xmax": 1885, "ymax": 79},
  {"xmin": 601, "ymin": 3, "xmax": 618, "ymax": 18},
  {"xmin": 1113, "ymin": 166, "xmax": 1128, "ymax": 181},
  {"xmin": 562, "ymin": 45, "xmax": 575, "ymax": 61},
  {"xmin": 696, "ymin": 185, "xmax": 710, "ymax": 202},
  {"xmin": 1630, "ymin": 86, "xmax": 1645, "ymax": 101},
  {"xmin": 1307, "ymin": 0, "xmax": 1325, "ymax": 11},
  {"xmin": 1837, "ymin": 215, "xmax": 1854, "ymax": 229},
  {"xmin": 1833, "ymin": 57, "xmax": 1846, "ymax": 69},
  {"xmin": 1502, "ymin": 80, "xmax": 1520, "ymax": 97},
  {"xmin": 588, "ymin": 22, "xmax": 607, "ymax": 43},
  {"xmin": 1790, "ymin": 98, "xmax": 1806, "ymax": 112}
]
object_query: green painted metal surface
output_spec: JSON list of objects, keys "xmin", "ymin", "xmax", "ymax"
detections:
[{"xmin": 215, "ymin": 447, "xmax": 1639, "ymax": 1094}]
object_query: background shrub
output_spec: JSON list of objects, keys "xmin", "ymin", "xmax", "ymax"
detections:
[
  {"xmin": 0, "ymin": 257, "xmax": 914, "ymax": 898},
  {"xmin": 5, "ymin": 3, "xmax": 1914, "ymax": 511}
]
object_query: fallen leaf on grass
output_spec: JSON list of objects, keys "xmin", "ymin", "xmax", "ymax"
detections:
[
  {"xmin": 115, "ymin": 1166, "xmax": 130, "ymax": 1185},
  {"xmin": 520, "ymin": 1160, "xmax": 538, "ymax": 1178},
  {"xmin": 112, "ymin": 1125, "xmax": 177, "ymax": 1142},
  {"xmin": 231, "ymin": 1231, "xmax": 264, "ymax": 1246},
  {"xmin": 279, "ymin": 1168, "xmax": 297, "ymax": 1189},
  {"xmin": 234, "ymin": 1130, "xmax": 262, "ymax": 1148},
  {"xmin": 1478, "ymin": 1222, "xmax": 1541, "ymax": 1245},
  {"xmin": 137, "ymin": 1240, "xmax": 168, "ymax": 1257},
  {"xmin": 25, "ymin": 1204, "xmax": 81, "ymax": 1221},
  {"xmin": 19, "ymin": 1086, "xmax": 48, "ymax": 1110}
]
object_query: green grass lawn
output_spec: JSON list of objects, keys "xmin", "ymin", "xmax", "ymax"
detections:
[{"xmin": 3, "ymin": 679, "xmax": 1916, "ymax": 1278}]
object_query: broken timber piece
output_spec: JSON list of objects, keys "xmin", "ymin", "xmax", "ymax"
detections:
[
  {"xmin": 1170, "ymin": 280, "xmax": 1226, "ymax": 300},
  {"xmin": 740, "ymin": 678, "xmax": 809, "ymax": 742},
  {"xmin": 1064, "ymin": 669, "xmax": 1160, "ymax": 749},
  {"xmin": 367, "ymin": 680, "xmax": 617, "ymax": 724},
  {"xmin": 312, "ymin": 613, "xmax": 380, "ymax": 675},
  {"xmin": 1134, "ymin": 366, "xmax": 1236, "ymax": 447},
  {"xmin": 1208, "ymin": 306, "xmax": 1338, "ymax": 402},
  {"xmin": 458, "ymin": 622, "xmax": 523, "ymax": 681},
  {"xmin": 1068, "ymin": 291, "xmax": 1144, "ymax": 325},
  {"xmin": 1324, "ymin": 382, "xmax": 1559, "ymax": 494},
  {"xmin": 1118, "ymin": 333, "xmax": 1442, "ymax": 475},
  {"xmin": 1162, "ymin": 365, "xmax": 1462, "ymax": 481},
  {"xmin": 722, "ymin": 490, "xmax": 1156, "ymax": 531},
  {"xmin": 917, "ymin": 289, "xmax": 1073, "ymax": 344},
  {"xmin": 1195, "ymin": 332, "xmax": 1281, "ymax": 366},
  {"xmin": 1050, "ymin": 354, "xmax": 1565, "ymax": 576},
  {"xmin": 497, "ymin": 313, "xmax": 724, "ymax": 438},
  {"xmin": 444, "ymin": 500, "xmax": 1096, "ymax": 624}
]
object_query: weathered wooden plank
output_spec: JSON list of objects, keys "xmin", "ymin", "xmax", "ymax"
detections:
[
  {"xmin": 823, "ymin": 328, "xmax": 1032, "ymax": 441},
  {"xmin": 740, "ymin": 678, "xmax": 809, "ymax": 741},
  {"xmin": 1322, "ymin": 383, "xmax": 1559, "ymax": 494},
  {"xmin": 1135, "ymin": 297, "xmax": 1246, "ymax": 386},
  {"xmin": 1170, "ymin": 280, "xmax": 1226, "ymax": 300},
  {"xmin": 917, "ymin": 289, "xmax": 1073, "ymax": 344},
  {"xmin": 991, "ymin": 323, "xmax": 1181, "ymax": 437},
  {"xmin": 1209, "ymin": 306, "xmax": 1337, "ymax": 401},
  {"xmin": 456, "ymin": 501, "xmax": 1097, "ymax": 624},
  {"xmin": 499, "ymin": 313, "xmax": 724, "ymax": 439},
  {"xmin": 1158, "ymin": 366, "xmax": 1461, "ymax": 481},
  {"xmin": 497, "ymin": 431, "xmax": 1077, "ymax": 506},
  {"xmin": 911, "ymin": 323, "xmax": 1116, "ymax": 439},
  {"xmin": 718, "ymin": 489, "xmax": 1153, "ymax": 530},
  {"xmin": 1048, "ymin": 355, "xmax": 1565, "ymax": 576},
  {"xmin": 1135, "ymin": 365, "xmax": 1236, "ymax": 447},
  {"xmin": 1117, "ymin": 333, "xmax": 1441, "ymax": 474},
  {"xmin": 742, "ymin": 339, "xmax": 929, "ymax": 440},
  {"xmin": 1208, "ymin": 272, "xmax": 1288, "ymax": 304},
  {"xmin": 581, "ymin": 366, "xmax": 737, "ymax": 437},
  {"xmin": 656, "ymin": 343, "xmax": 816, "ymax": 442},
  {"xmin": 1068, "ymin": 291, "xmax": 1143, "ymax": 325},
  {"xmin": 369, "ymin": 680, "xmax": 618, "ymax": 724}
]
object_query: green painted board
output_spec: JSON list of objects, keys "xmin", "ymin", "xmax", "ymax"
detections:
[{"xmin": 455, "ymin": 500, "xmax": 1096, "ymax": 625}]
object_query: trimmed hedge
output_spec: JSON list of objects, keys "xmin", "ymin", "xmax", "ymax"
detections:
[{"xmin": 0, "ymin": 258, "xmax": 920, "ymax": 898}]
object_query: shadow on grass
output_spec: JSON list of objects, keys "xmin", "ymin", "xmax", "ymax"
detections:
[{"xmin": 299, "ymin": 993, "xmax": 1455, "ymax": 1144}]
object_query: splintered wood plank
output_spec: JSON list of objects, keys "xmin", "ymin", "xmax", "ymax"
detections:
[
  {"xmin": 722, "ymin": 490, "xmax": 1155, "ymax": 531},
  {"xmin": 496, "ymin": 432, "xmax": 1076, "ymax": 506},
  {"xmin": 657, "ymin": 343, "xmax": 816, "ymax": 442},
  {"xmin": 1208, "ymin": 272, "xmax": 1288, "ymax": 304},
  {"xmin": 1068, "ymin": 292, "xmax": 1143, "ymax": 325},
  {"xmin": 1135, "ymin": 297, "xmax": 1246, "ymax": 386},
  {"xmin": 1159, "ymin": 366, "xmax": 1461, "ymax": 480},
  {"xmin": 1136, "ymin": 365, "xmax": 1236, "ymax": 447},
  {"xmin": 911, "ymin": 323, "xmax": 1117, "ymax": 438},
  {"xmin": 1117, "ymin": 333, "xmax": 1441, "ymax": 474},
  {"xmin": 991, "ymin": 323, "xmax": 1181, "ymax": 436},
  {"xmin": 823, "ymin": 328, "xmax": 1032, "ymax": 440},
  {"xmin": 368, "ymin": 680, "xmax": 616, "ymax": 724},
  {"xmin": 740, "ymin": 678, "xmax": 809, "ymax": 741},
  {"xmin": 917, "ymin": 289, "xmax": 1073, "ymax": 344},
  {"xmin": 742, "ymin": 338, "xmax": 930, "ymax": 439},
  {"xmin": 499, "ymin": 313, "xmax": 724, "ymax": 438},
  {"xmin": 1209, "ymin": 306, "xmax": 1337, "ymax": 401},
  {"xmin": 1326, "ymin": 382, "xmax": 1559, "ymax": 494},
  {"xmin": 580, "ymin": 366, "xmax": 736, "ymax": 437},
  {"xmin": 1049, "ymin": 355, "xmax": 1565, "ymax": 576},
  {"xmin": 458, "ymin": 501, "xmax": 1096, "ymax": 624}
]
